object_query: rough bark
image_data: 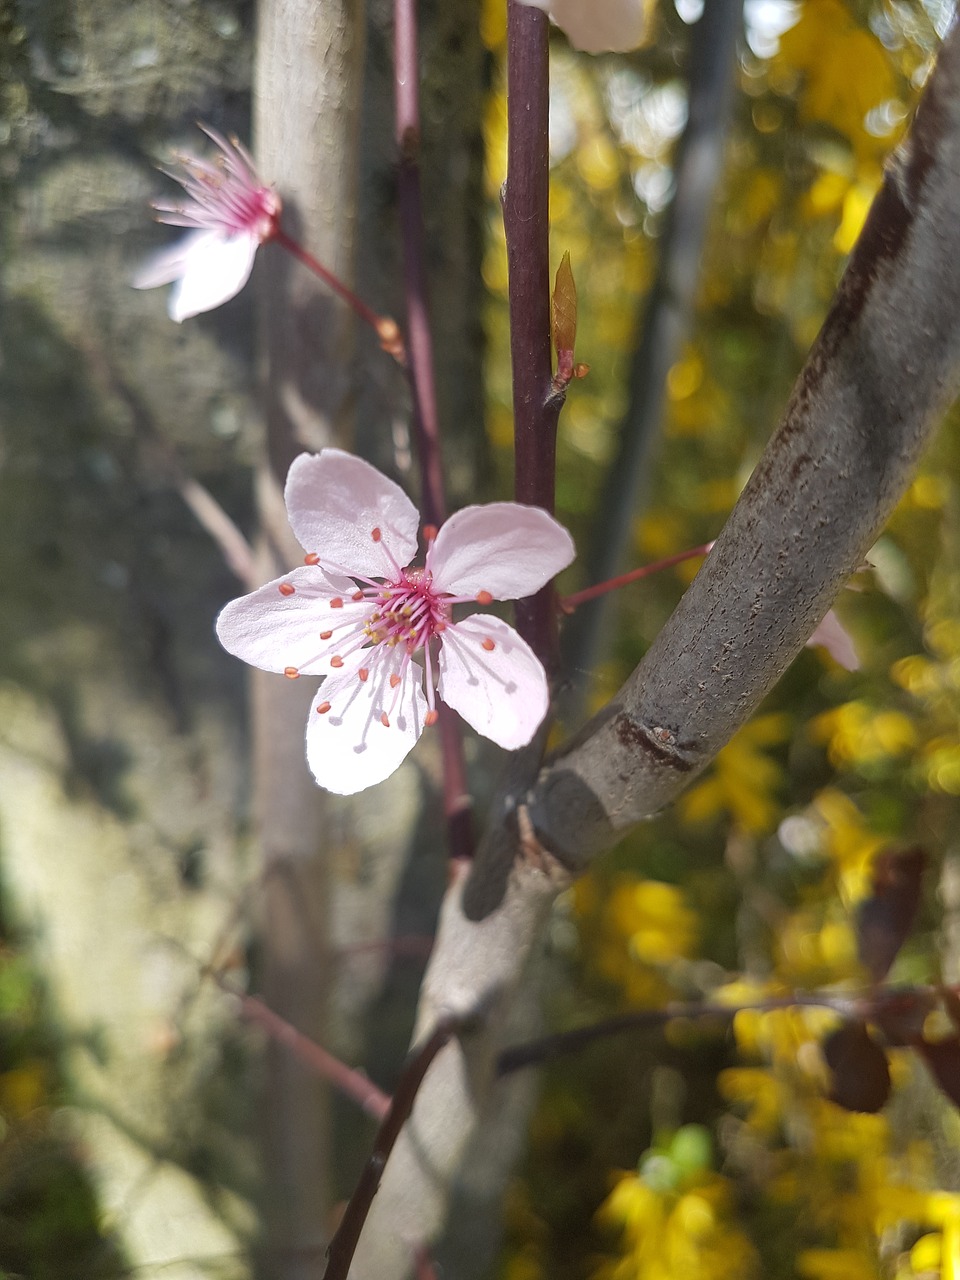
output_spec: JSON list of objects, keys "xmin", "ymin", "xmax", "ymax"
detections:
[{"xmin": 350, "ymin": 21, "xmax": 960, "ymax": 1277}]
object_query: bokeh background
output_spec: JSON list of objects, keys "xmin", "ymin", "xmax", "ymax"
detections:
[{"xmin": 2, "ymin": 0, "xmax": 960, "ymax": 1276}]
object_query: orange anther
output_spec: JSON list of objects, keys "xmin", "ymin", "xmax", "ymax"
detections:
[
  {"xmin": 372, "ymin": 527, "xmax": 382, "ymax": 542},
  {"xmin": 330, "ymin": 597, "xmax": 344, "ymax": 609},
  {"xmin": 476, "ymin": 590, "xmax": 493, "ymax": 605},
  {"xmin": 279, "ymin": 582, "xmax": 295, "ymax": 597},
  {"xmin": 284, "ymin": 666, "xmax": 300, "ymax": 679},
  {"xmin": 316, "ymin": 701, "xmax": 331, "ymax": 714},
  {"xmin": 304, "ymin": 552, "xmax": 320, "ymax": 565},
  {"xmin": 330, "ymin": 656, "xmax": 344, "ymax": 669},
  {"xmin": 482, "ymin": 637, "xmax": 495, "ymax": 652},
  {"xmin": 425, "ymin": 709, "xmax": 439, "ymax": 727},
  {"xmin": 423, "ymin": 524, "xmax": 438, "ymax": 542},
  {"xmin": 389, "ymin": 673, "xmax": 401, "ymax": 688},
  {"xmin": 359, "ymin": 667, "xmax": 369, "ymax": 682},
  {"xmin": 352, "ymin": 590, "xmax": 364, "ymax": 601},
  {"xmin": 320, "ymin": 630, "xmax": 333, "ymax": 640},
  {"xmin": 380, "ymin": 712, "xmax": 390, "ymax": 727}
]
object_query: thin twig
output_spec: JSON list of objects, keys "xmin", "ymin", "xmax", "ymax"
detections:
[
  {"xmin": 210, "ymin": 974, "xmax": 392, "ymax": 1121},
  {"xmin": 394, "ymin": 0, "xmax": 446, "ymax": 532},
  {"xmin": 273, "ymin": 226, "xmax": 405, "ymax": 360},
  {"xmin": 496, "ymin": 984, "xmax": 947, "ymax": 1074},
  {"xmin": 323, "ymin": 1017, "xmax": 464, "ymax": 1280},
  {"xmin": 559, "ymin": 541, "xmax": 714, "ymax": 612},
  {"xmin": 394, "ymin": 0, "xmax": 475, "ymax": 862},
  {"xmin": 83, "ymin": 341, "xmax": 258, "ymax": 588},
  {"xmin": 176, "ymin": 475, "xmax": 258, "ymax": 588},
  {"xmin": 503, "ymin": 0, "xmax": 563, "ymax": 672}
]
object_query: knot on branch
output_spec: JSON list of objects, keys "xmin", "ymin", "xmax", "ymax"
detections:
[{"xmin": 614, "ymin": 713, "xmax": 697, "ymax": 773}]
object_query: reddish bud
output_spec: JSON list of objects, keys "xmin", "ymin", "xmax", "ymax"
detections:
[{"xmin": 552, "ymin": 250, "xmax": 578, "ymax": 363}]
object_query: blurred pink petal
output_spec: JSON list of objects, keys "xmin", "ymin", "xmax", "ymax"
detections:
[
  {"xmin": 806, "ymin": 609, "xmax": 860, "ymax": 671},
  {"xmin": 518, "ymin": 0, "xmax": 646, "ymax": 52}
]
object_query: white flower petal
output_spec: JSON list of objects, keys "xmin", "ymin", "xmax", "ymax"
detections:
[
  {"xmin": 132, "ymin": 230, "xmax": 218, "ymax": 289},
  {"xmin": 429, "ymin": 503, "xmax": 575, "ymax": 600},
  {"xmin": 284, "ymin": 449, "xmax": 420, "ymax": 578},
  {"xmin": 438, "ymin": 614, "xmax": 549, "ymax": 750},
  {"xmin": 165, "ymin": 231, "xmax": 259, "ymax": 321},
  {"xmin": 306, "ymin": 650, "xmax": 426, "ymax": 794},
  {"xmin": 215, "ymin": 565, "xmax": 372, "ymax": 675},
  {"xmin": 518, "ymin": 0, "xmax": 647, "ymax": 51}
]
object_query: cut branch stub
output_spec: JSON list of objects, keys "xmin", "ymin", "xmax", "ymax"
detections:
[{"xmin": 856, "ymin": 846, "xmax": 927, "ymax": 983}]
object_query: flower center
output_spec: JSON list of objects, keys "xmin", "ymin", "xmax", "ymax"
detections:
[{"xmin": 363, "ymin": 568, "xmax": 448, "ymax": 654}]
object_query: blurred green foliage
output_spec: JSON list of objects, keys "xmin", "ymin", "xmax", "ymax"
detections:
[{"xmin": 0, "ymin": 899, "xmax": 126, "ymax": 1278}]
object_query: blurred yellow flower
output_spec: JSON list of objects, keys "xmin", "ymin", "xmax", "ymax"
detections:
[{"xmin": 680, "ymin": 713, "xmax": 791, "ymax": 833}]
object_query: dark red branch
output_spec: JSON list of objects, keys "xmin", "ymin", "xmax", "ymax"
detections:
[
  {"xmin": 503, "ymin": 0, "xmax": 563, "ymax": 671},
  {"xmin": 322, "ymin": 1018, "xmax": 463, "ymax": 1280}
]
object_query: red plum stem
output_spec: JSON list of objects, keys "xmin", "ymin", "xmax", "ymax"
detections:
[
  {"xmin": 273, "ymin": 226, "xmax": 405, "ymax": 360},
  {"xmin": 503, "ymin": 0, "xmax": 563, "ymax": 672},
  {"xmin": 559, "ymin": 542, "xmax": 714, "ymax": 612},
  {"xmin": 394, "ymin": 0, "xmax": 474, "ymax": 860}
]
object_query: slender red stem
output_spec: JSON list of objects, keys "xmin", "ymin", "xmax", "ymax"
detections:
[
  {"xmin": 497, "ymin": 981, "xmax": 956, "ymax": 1074},
  {"xmin": 272, "ymin": 226, "xmax": 405, "ymax": 360},
  {"xmin": 394, "ymin": 0, "xmax": 474, "ymax": 862},
  {"xmin": 224, "ymin": 987, "xmax": 391, "ymax": 1121},
  {"xmin": 559, "ymin": 542, "xmax": 714, "ymax": 612},
  {"xmin": 394, "ymin": 0, "xmax": 446, "ymax": 530},
  {"xmin": 503, "ymin": 0, "xmax": 563, "ymax": 672}
]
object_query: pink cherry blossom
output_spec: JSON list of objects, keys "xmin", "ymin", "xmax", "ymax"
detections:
[
  {"xmin": 518, "ymin": 0, "xmax": 647, "ymax": 52},
  {"xmin": 133, "ymin": 126, "xmax": 280, "ymax": 323},
  {"xmin": 216, "ymin": 450, "xmax": 576, "ymax": 795}
]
